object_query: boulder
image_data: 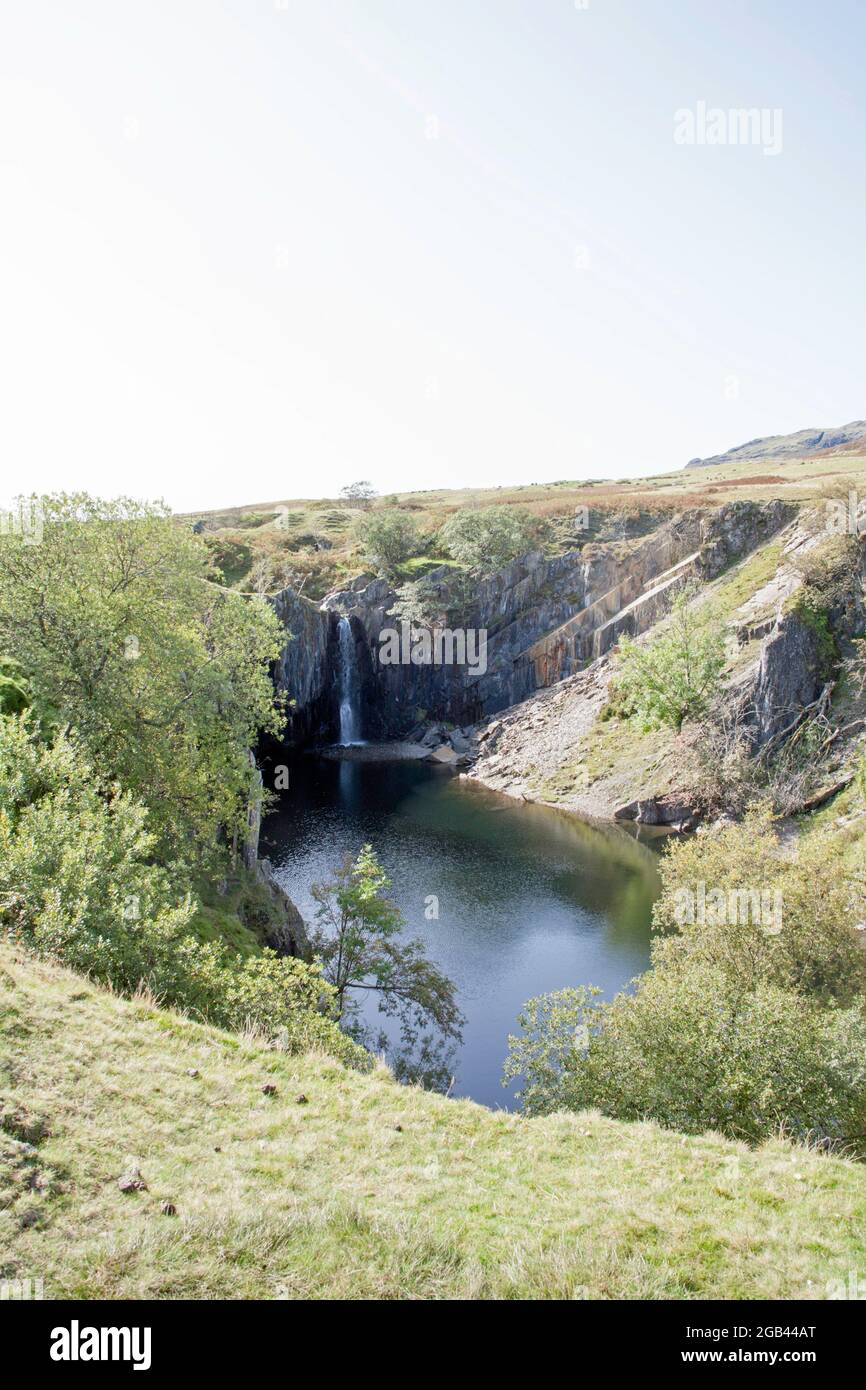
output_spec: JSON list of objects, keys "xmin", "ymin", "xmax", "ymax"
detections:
[
  {"xmin": 429, "ymin": 744, "xmax": 458, "ymax": 764},
  {"xmin": 448, "ymin": 729, "xmax": 473, "ymax": 754}
]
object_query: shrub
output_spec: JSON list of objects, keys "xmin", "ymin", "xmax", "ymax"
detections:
[
  {"xmin": 505, "ymin": 810, "xmax": 866, "ymax": 1149},
  {"xmin": 390, "ymin": 577, "xmax": 443, "ymax": 627},
  {"xmin": 354, "ymin": 510, "xmax": 421, "ymax": 573},
  {"xmin": 611, "ymin": 585, "xmax": 725, "ymax": 730},
  {"xmin": 651, "ymin": 810, "xmax": 866, "ymax": 1006},
  {"xmin": 505, "ymin": 968, "xmax": 866, "ymax": 1151},
  {"xmin": 0, "ymin": 716, "xmax": 365, "ymax": 1067},
  {"xmin": 440, "ymin": 506, "xmax": 542, "ymax": 575}
]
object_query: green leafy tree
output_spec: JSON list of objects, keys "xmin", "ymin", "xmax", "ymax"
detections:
[
  {"xmin": 651, "ymin": 810, "xmax": 866, "ymax": 1005},
  {"xmin": 612, "ymin": 585, "xmax": 725, "ymax": 730},
  {"xmin": 311, "ymin": 845, "xmax": 462, "ymax": 1086},
  {"xmin": 505, "ymin": 967, "xmax": 866, "ymax": 1151},
  {"xmin": 390, "ymin": 576, "xmax": 443, "ymax": 627},
  {"xmin": 0, "ymin": 494, "xmax": 285, "ymax": 862},
  {"xmin": 505, "ymin": 813, "xmax": 866, "ymax": 1149},
  {"xmin": 0, "ymin": 715, "xmax": 364, "ymax": 1066},
  {"xmin": 440, "ymin": 506, "xmax": 541, "ymax": 575},
  {"xmin": 354, "ymin": 510, "xmax": 420, "ymax": 573}
]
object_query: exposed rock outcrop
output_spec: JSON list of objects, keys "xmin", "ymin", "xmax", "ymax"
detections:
[
  {"xmin": 314, "ymin": 502, "xmax": 791, "ymax": 738},
  {"xmin": 256, "ymin": 858, "xmax": 312, "ymax": 960},
  {"xmin": 744, "ymin": 611, "xmax": 825, "ymax": 748},
  {"xmin": 697, "ymin": 499, "xmax": 792, "ymax": 578},
  {"xmin": 270, "ymin": 587, "xmax": 337, "ymax": 745},
  {"xmin": 467, "ymin": 509, "xmax": 864, "ymax": 824},
  {"xmin": 265, "ymin": 500, "xmax": 796, "ymax": 816},
  {"xmin": 686, "ymin": 420, "xmax": 866, "ymax": 468}
]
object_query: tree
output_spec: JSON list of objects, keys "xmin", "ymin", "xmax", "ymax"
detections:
[
  {"xmin": 611, "ymin": 584, "xmax": 725, "ymax": 730},
  {"xmin": 504, "ymin": 967, "xmax": 866, "ymax": 1152},
  {"xmin": 0, "ymin": 494, "xmax": 285, "ymax": 863},
  {"xmin": 651, "ymin": 809, "xmax": 866, "ymax": 1006},
  {"xmin": 0, "ymin": 713, "xmax": 365, "ymax": 1067},
  {"xmin": 354, "ymin": 510, "xmax": 420, "ymax": 573},
  {"xmin": 390, "ymin": 576, "xmax": 444, "ymax": 627},
  {"xmin": 310, "ymin": 845, "xmax": 462, "ymax": 1087},
  {"xmin": 340, "ymin": 481, "xmax": 377, "ymax": 509},
  {"xmin": 504, "ymin": 810, "xmax": 866, "ymax": 1150},
  {"xmin": 441, "ymin": 506, "xmax": 541, "ymax": 575}
]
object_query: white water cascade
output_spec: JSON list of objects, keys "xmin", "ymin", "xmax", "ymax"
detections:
[{"xmin": 337, "ymin": 617, "xmax": 363, "ymax": 744}]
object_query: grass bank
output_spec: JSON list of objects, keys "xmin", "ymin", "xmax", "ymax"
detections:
[{"xmin": 2, "ymin": 945, "xmax": 865, "ymax": 1300}]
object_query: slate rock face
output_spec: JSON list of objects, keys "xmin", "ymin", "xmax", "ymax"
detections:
[
  {"xmin": 697, "ymin": 500, "xmax": 793, "ymax": 579},
  {"xmin": 321, "ymin": 517, "xmax": 708, "ymax": 735},
  {"xmin": 269, "ymin": 502, "xmax": 793, "ymax": 742},
  {"xmin": 256, "ymin": 858, "xmax": 312, "ymax": 960},
  {"xmin": 746, "ymin": 611, "xmax": 824, "ymax": 748},
  {"xmin": 270, "ymin": 587, "xmax": 337, "ymax": 745}
]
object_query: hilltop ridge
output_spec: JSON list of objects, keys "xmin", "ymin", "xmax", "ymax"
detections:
[{"xmin": 686, "ymin": 420, "xmax": 866, "ymax": 469}]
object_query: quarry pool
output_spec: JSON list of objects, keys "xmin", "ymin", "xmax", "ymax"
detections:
[{"xmin": 262, "ymin": 756, "xmax": 663, "ymax": 1109}]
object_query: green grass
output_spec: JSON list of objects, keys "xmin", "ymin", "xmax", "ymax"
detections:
[
  {"xmin": 3, "ymin": 945, "xmax": 866, "ymax": 1300},
  {"xmin": 188, "ymin": 870, "xmax": 284, "ymax": 959},
  {"xmin": 710, "ymin": 539, "xmax": 785, "ymax": 619},
  {"xmin": 393, "ymin": 555, "xmax": 463, "ymax": 580}
]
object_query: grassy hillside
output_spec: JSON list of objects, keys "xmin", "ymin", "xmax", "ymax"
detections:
[
  {"xmin": 3, "ymin": 944, "xmax": 866, "ymax": 1300},
  {"xmin": 185, "ymin": 449, "xmax": 866, "ymax": 599}
]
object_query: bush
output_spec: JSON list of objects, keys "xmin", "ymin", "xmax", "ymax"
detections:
[
  {"xmin": 651, "ymin": 810, "xmax": 866, "ymax": 1005},
  {"xmin": 353, "ymin": 511, "xmax": 420, "ymax": 572},
  {"xmin": 692, "ymin": 708, "xmax": 836, "ymax": 817},
  {"xmin": 611, "ymin": 585, "xmax": 725, "ymax": 730},
  {"xmin": 440, "ymin": 506, "xmax": 542, "ymax": 575},
  {"xmin": 0, "ymin": 716, "xmax": 365, "ymax": 1068},
  {"xmin": 390, "ymin": 577, "xmax": 444, "ymax": 627},
  {"xmin": 505, "ymin": 968, "xmax": 866, "ymax": 1151},
  {"xmin": 505, "ymin": 810, "xmax": 866, "ymax": 1149}
]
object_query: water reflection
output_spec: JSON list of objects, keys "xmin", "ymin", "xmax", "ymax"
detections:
[{"xmin": 262, "ymin": 756, "xmax": 662, "ymax": 1108}]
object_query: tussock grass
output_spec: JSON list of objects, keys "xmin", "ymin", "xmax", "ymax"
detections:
[
  {"xmin": 2, "ymin": 946, "xmax": 865, "ymax": 1300},
  {"xmin": 185, "ymin": 451, "xmax": 866, "ymax": 603}
]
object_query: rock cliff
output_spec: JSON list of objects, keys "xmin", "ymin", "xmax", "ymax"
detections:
[
  {"xmin": 269, "ymin": 587, "xmax": 338, "ymax": 744},
  {"xmin": 268, "ymin": 501, "xmax": 793, "ymax": 747}
]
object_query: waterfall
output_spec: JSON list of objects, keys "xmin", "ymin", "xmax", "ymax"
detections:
[{"xmin": 337, "ymin": 617, "xmax": 362, "ymax": 744}]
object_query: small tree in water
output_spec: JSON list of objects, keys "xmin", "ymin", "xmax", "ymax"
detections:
[{"xmin": 310, "ymin": 844, "xmax": 463, "ymax": 1089}]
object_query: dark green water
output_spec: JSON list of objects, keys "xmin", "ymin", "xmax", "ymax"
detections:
[{"xmin": 262, "ymin": 757, "xmax": 662, "ymax": 1108}]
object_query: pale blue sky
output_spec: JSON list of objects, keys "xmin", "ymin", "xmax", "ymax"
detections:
[{"xmin": 1, "ymin": 1, "xmax": 864, "ymax": 510}]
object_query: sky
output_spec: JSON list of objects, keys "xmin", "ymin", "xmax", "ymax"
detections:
[{"xmin": 1, "ymin": 0, "xmax": 865, "ymax": 512}]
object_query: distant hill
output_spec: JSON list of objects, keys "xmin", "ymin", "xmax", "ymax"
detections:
[{"xmin": 686, "ymin": 420, "xmax": 866, "ymax": 469}]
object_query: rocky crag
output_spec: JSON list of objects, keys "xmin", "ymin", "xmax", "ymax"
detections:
[
  {"xmin": 686, "ymin": 419, "xmax": 866, "ymax": 468},
  {"xmin": 467, "ymin": 506, "xmax": 866, "ymax": 826},
  {"xmin": 263, "ymin": 497, "xmax": 866, "ymax": 830},
  {"xmin": 269, "ymin": 501, "xmax": 791, "ymax": 747}
]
